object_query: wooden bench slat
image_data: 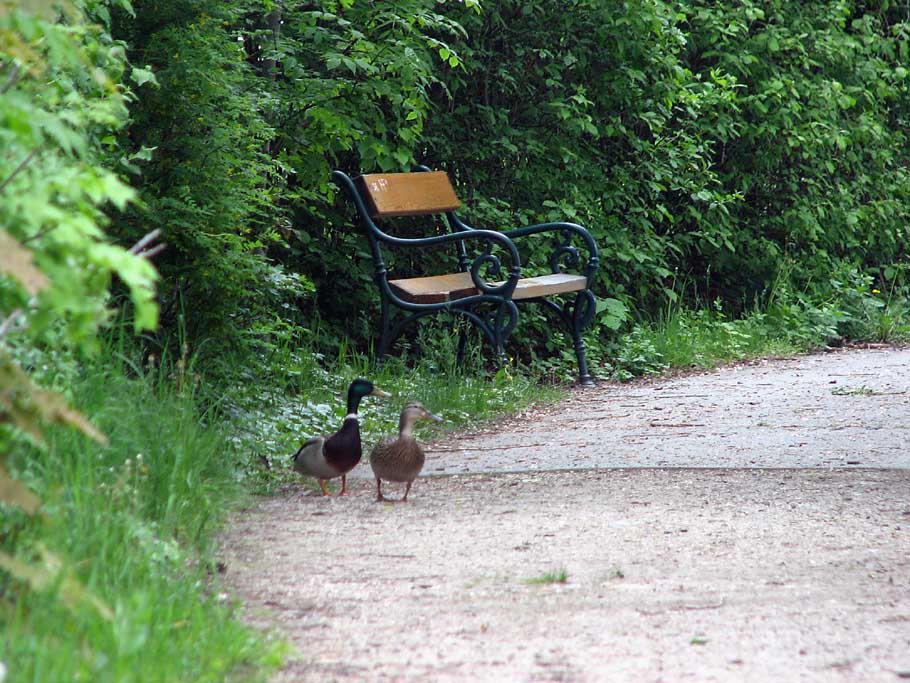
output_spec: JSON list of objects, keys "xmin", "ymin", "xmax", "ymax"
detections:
[
  {"xmin": 358, "ymin": 172, "xmax": 461, "ymax": 218},
  {"xmin": 388, "ymin": 272, "xmax": 587, "ymax": 304},
  {"xmin": 388, "ymin": 272, "xmax": 478, "ymax": 304},
  {"xmin": 512, "ymin": 273, "xmax": 589, "ymax": 300}
]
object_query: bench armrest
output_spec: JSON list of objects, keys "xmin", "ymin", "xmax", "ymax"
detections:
[
  {"xmin": 454, "ymin": 217, "xmax": 599, "ymax": 286},
  {"xmin": 376, "ymin": 228, "xmax": 522, "ymax": 298}
]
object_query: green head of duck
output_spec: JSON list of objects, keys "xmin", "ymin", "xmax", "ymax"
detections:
[{"xmin": 346, "ymin": 378, "xmax": 391, "ymax": 415}]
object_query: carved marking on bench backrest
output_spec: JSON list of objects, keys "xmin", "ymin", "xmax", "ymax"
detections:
[
  {"xmin": 368, "ymin": 178, "xmax": 389, "ymax": 193},
  {"xmin": 360, "ymin": 171, "xmax": 461, "ymax": 218}
]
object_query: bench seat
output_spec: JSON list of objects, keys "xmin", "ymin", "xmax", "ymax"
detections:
[{"xmin": 388, "ymin": 272, "xmax": 588, "ymax": 304}]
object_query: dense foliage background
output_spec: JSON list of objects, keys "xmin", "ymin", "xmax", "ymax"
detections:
[
  {"xmin": 2, "ymin": 1, "xmax": 909, "ymax": 680},
  {"xmin": 102, "ymin": 0, "xmax": 910, "ymax": 366}
]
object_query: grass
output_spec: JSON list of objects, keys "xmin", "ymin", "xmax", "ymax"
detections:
[
  {"xmin": 608, "ymin": 305, "xmax": 798, "ymax": 381},
  {"xmin": 0, "ymin": 347, "xmax": 286, "ymax": 683},
  {"xmin": 607, "ymin": 283, "xmax": 910, "ymax": 382},
  {"xmin": 524, "ymin": 568, "xmax": 570, "ymax": 585},
  {"xmin": 831, "ymin": 385, "xmax": 877, "ymax": 396}
]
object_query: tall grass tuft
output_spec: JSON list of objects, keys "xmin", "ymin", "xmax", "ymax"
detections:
[
  {"xmin": 1, "ymin": 346, "xmax": 285, "ymax": 683},
  {"xmin": 607, "ymin": 268, "xmax": 910, "ymax": 382}
]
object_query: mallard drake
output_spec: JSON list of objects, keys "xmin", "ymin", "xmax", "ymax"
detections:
[
  {"xmin": 291, "ymin": 378, "xmax": 390, "ymax": 496},
  {"xmin": 370, "ymin": 402, "xmax": 443, "ymax": 502}
]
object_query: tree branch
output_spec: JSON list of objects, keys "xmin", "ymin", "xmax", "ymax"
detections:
[
  {"xmin": 128, "ymin": 229, "xmax": 167, "ymax": 260},
  {"xmin": 127, "ymin": 228, "xmax": 161, "ymax": 255},
  {"xmin": 21, "ymin": 224, "xmax": 58, "ymax": 245},
  {"xmin": 136, "ymin": 243, "xmax": 167, "ymax": 260},
  {"xmin": 1, "ymin": 63, "xmax": 21, "ymax": 95},
  {"xmin": 0, "ymin": 150, "xmax": 38, "ymax": 196}
]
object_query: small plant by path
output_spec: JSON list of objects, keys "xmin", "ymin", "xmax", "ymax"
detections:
[
  {"xmin": 831, "ymin": 384, "xmax": 877, "ymax": 395},
  {"xmin": 524, "ymin": 568, "xmax": 569, "ymax": 585}
]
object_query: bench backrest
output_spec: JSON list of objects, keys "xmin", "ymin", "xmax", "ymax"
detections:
[
  {"xmin": 334, "ymin": 168, "xmax": 472, "ymax": 278},
  {"xmin": 357, "ymin": 171, "xmax": 461, "ymax": 218}
]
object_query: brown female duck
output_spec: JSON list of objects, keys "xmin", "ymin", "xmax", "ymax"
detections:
[
  {"xmin": 291, "ymin": 378, "xmax": 390, "ymax": 495},
  {"xmin": 370, "ymin": 402, "xmax": 442, "ymax": 502}
]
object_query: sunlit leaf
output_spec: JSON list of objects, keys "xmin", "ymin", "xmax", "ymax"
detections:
[
  {"xmin": 0, "ymin": 231, "xmax": 49, "ymax": 296},
  {"xmin": 130, "ymin": 65, "xmax": 158, "ymax": 87}
]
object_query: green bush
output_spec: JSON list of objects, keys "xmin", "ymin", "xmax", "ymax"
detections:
[
  {"xmin": 102, "ymin": 0, "xmax": 910, "ymax": 370},
  {"xmin": 686, "ymin": 0, "xmax": 910, "ymax": 300},
  {"xmin": 110, "ymin": 0, "xmax": 309, "ymax": 360}
]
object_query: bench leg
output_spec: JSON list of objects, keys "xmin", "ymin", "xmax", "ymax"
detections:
[
  {"xmin": 539, "ymin": 292, "xmax": 596, "ymax": 386},
  {"xmin": 572, "ymin": 333, "xmax": 594, "ymax": 386},
  {"xmin": 376, "ymin": 296, "xmax": 392, "ymax": 359},
  {"xmin": 570, "ymin": 290, "xmax": 596, "ymax": 386}
]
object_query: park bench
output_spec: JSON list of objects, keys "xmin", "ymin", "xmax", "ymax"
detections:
[{"xmin": 331, "ymin": 167, "xmax": 600, "ymax": 385}]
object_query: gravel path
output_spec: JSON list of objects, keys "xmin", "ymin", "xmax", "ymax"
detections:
[{"xmin": 221, "ymin": 347, "xmax": 910, "ymax": 682}]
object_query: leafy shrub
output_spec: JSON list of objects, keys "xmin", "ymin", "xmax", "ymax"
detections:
[
  {"xmin": 110, "ymin": 0, "xmax": 309, "ymax": 360},
  {"xmin": 102, "ymin": 0, "xmax": 910, "ymax": 371}
]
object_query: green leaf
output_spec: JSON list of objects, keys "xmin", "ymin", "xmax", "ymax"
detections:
[
  {"xmin": 130, "ymin": 65, "xmax": 158, "ymax": 87},
  {"xmin": 393, "ymin": 149, "xmax": 412, "ymax": 167},
  {"xmin": 595, "ymin": 297, "xmax": 628, "ymax": 330},
  {"xmin": 99, "ymin": 173, "xmax": 136, "ymax": 211},
  {"xmin": 129, "ymin": 145, "xmax": 156, "ymax": 162},
  {"xmin": 88, "ymin": 244, "xmax": 159, "ymax": 331}
]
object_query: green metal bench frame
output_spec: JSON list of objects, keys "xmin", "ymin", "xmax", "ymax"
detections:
[{"xmin": 332, "ymin": 167, "xmax": 600, "ymax": 385}]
